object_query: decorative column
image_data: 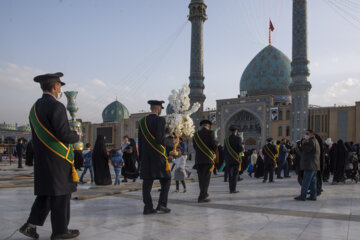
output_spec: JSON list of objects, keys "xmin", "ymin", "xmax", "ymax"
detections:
[
  {"xmin": 188, "ymin": 0, "xmax": 207, "ymax": 129},
  {"xmin": 289, "ymin": 0, "xmax": 312, "ymax": 142}
]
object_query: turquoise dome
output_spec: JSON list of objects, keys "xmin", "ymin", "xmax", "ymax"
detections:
[
  {"xmin": 240, "ymin": 45, "xmax": 292, "ymax": 96},
  {"xmin": 102, "ymin": 100, "xmax": 130, "ymax": 123}
]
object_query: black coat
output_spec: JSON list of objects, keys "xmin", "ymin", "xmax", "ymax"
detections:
[
  {"xmin": 224, "ymin": 134, "xmax": 243, "ymax": 166},
  {"xmin": 30, "ymin": 94, "xmax": 79, "ymax": 196},
  {"xmin": 262, "ymin": 143, "xmax": 278, "ymax": 165},
  {"xmin": 193, "ymin": 128, "xmax": 217, "ymax": 166},
  {"xmin": 138, "ymin": 114, "xmax": 171, "ymax": 180}
]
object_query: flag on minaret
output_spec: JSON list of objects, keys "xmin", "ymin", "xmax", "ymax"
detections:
[
  {"xmin": 269, "ymin": 20, "xmax": 275, "ymax": 32},
  {"xmin": 269, "ymin": 19, "xmax": 274, "ymax": 45}
]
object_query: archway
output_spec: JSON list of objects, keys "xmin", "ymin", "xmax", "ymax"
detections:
[{"xmin": 225, "ymin": 110, "xmax": 262, "ymax": 150}]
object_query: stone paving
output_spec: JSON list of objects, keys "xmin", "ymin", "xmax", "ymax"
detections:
[{"xmin": 1, "ymin": 161, "xmax": 360, "ymax": 240}]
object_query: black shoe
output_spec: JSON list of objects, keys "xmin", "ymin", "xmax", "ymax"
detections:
[
  {"xmin": 306, "ymin": 197, "xmax": 317, "ymax": 201},
  {"xmin": 50, "ymin": 229, "xmax": 79, "ymax": 239},
  {"xmin": 269, "ymin": 180, "xmax": 275, "ymax": 183},
  {"xmin": 20, "ymin": 223, "xmax": 39, "ymax": 239},
  {"xmin": 277, "ymin": 176, "xmax": 283, "ymax": 179},
  {"xmin": 156, "ymin": 205, "xmax": 171, "ymax": 214},
  {"xmin": 143, "ymin": 208, "xmax": 157, "ymax": 215},
  {"xmin": 198, "ymin": 198, "xmax": 211, "ymax": 203},
  {"xmin": 121, "ymin": 179, "xmax": 128, "ymax": 183},
  {"xmin": 262, "ymin": 179, "xmax": 267, "ymax": 183},
  {"xmin": 230, "ymin": 190, "xmax": 239, "ymax": 194},
  {"xmin": 294, "ymin": 196, "xmax": 306, "ymax": 201},
  {"xmin": 237, "ymin": 177, "xmax": 244, "ymax": 181}
]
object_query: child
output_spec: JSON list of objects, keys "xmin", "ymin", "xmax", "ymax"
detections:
[
  {"xmin": 80, "ymin": 143, "xmax": 94, "ymax": 184},
  {"xmin": 173, "ymin": 147, "xmax": 187, "ymax": 193},
  {"xmin": 110, "ymin": 149, "xmax": 124, "ymax": 185}
]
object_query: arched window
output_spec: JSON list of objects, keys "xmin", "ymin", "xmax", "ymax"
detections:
[{"xmin": 278, "ymin": 126, "xmax": 283, "ymax": 137}]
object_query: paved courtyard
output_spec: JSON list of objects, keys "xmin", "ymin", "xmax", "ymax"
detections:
[{"xmin": 1, "ymin": 163, "xmax": 360, "ymax": 240}]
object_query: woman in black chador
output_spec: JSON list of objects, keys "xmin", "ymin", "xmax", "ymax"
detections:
[
  {"xmin": 121, "ymin": 136, "xmax": 139, "ymax": 182},
  {"xmin": 93, "ymin": 135, "xmax": 112, "ymax": 185},
  {"xmin": 332, "ymin": 139, "xmax": 348, "ymax": 184}
]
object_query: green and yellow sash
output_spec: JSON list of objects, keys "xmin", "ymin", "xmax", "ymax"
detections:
[
  {"xmin": 193, "ymin": 132, "xmax": 215, "ymax": 172},
  {"xmin": 29, "ymin": 104, "xmax": 79, "ymax": 182},
  {"xmin": 139, "ymin": 117, "xmax": 171, "ymax": 171},
  {"xmin": 263, "ymin": 144, "xmax": 278, "ymax": 168},
  {"xmin": 225, "ymin": 137, "xmax": 242, "ymax": 171}
]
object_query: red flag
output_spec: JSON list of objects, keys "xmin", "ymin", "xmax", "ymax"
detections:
[{"xmin": 269, "ymin": 20, "xmax": 274, "ymax": 32}]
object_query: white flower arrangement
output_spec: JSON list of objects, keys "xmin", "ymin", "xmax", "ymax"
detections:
[{"xmin": 166, "ymin": 84, "xmax": 201, "ymax": 138}]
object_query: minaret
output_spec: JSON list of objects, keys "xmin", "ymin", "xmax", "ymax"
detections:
[
  {"xmin": 188, "ymin": 0, "xmax": 207, "ymax": 128},
  {"xmin": 289, "ymin": 0, "xmax": 312, "ymax": 142}
]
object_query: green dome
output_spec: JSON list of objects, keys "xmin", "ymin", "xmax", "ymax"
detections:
[
  {"xmin": 102, "ymin": 100, "xmax": 130, "ymax": 123},
  {"xmin": 240, "ymin": 45, "xmax": 292, "ymax": 96}
]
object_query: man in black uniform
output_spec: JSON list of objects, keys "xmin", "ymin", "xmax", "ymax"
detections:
[
  {"xmin": 193, "ymin": 120, "xmax": 217, "ymax": 203},
  {"xmin": 224, "ymin": 126, "xmax": 243, "ymax": 193},
  {"xmin": 138, "ymin": 100, "xmax": 171, "ymax": 215},
  {"xmin": 20, "ymin": 73, "xmax": 80, "ymax": 239},
  {"xmin": 262, "ymin": 137, "xmax": 278, "ymax": 183}
]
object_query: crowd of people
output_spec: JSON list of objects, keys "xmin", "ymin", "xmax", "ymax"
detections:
[{"xmin": 18, "ymin": 72, "xmax": 360, "ymax": 239}]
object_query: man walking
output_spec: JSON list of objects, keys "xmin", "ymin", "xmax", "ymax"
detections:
[
  {"xmin": 138, "ymin": 100, "xmax": 171, "ymax": 215},
  {"xmin": 224, "ymin": 126, "xmax": 243, "ymax": 193},
  {"xmin": 20, "ymin": 72, "xmax": 81, "ymax": 239},
  {"xmin": 193, "ymin": 120, "xmax": 217, "ymax": 203},
  {"xmin": 16, "ymin": 139, "xmax": 25, "ymax": 168},
  {"xmin": 277, "ymin": 138, "xmax": 289, "ymax": 179},
  {"xmin": 294, "ymin": 129, "xmax": 320, "ymax": 201}
]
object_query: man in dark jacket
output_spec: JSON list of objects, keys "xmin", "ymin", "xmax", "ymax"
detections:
[
  {"xmin": 138, "ymin": 100, "xmax": 171, "ymax": 215},
  {"xmin": 262, "ymin": 138, "xmax": 278, "ymax": 183},
  {"xmin": 224, "ymin": 126, "xmax": 243, "ymax": 193},
  {"xmin": 277, "ymin": 138, "xmax": 289, "ymax": 179},
  {"xmin": 294, "ymin": 129, "xmax": 320, "ymax": 201},
  {"xmin": 20, "ymin": 73, "xmax": 80, "ymax": 239},
  {"xmin": 16, "ymin": 138, "xmax": 25, "ymax": 168},
  {"xmin": 193, "ymin": 120, "xmax": 217, "ymax": 203}
]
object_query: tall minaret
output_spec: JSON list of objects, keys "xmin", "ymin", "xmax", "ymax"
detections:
[
  {"xmin": 188, "ymin": 0, "xmax": 207, "ymax": 128},
  {"xmin": 289, "ymin": 0, "xmax": 312, "ymax": 142}
]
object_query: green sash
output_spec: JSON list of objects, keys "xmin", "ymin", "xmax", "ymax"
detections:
[
  {"xmin": 193, "ymin": 132, "xmax": 215, "ymax": 172},
  {"xmin": 29, "ymin": 104, "xmax": 79, "ymax": 182},
  {"xmin": 139, "ymin": 117, "xmax": 170, "ymax": 171},
  {"xmin": 225, "ymin": 137, "xmax": 242, "ymax": 171},
  {"xmin": 263, "ymin": 144, "xmax": 278, "ymax": 168}
]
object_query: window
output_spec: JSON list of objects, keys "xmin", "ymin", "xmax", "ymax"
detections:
[
  {"xmin": 278, "ymin": 110, "xmax": 283, "ymax": 120},
  {"xmin": 286, "ymin": 126, "xmax": 290, "ymax": 137},
  {"xmin": 286, "ymin": 110, "xmax": 290, "ymax": 120},
  {"xmin": 315, "ymin": 115, "xmax": 321, "ymax": 132},
  {"xmin": 278, "ymin": 126, "xmax": 283, "ymax": 137}
]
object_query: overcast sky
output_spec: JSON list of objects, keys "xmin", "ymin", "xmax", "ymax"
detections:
[{"xmin": 1, "ymin": 0, "xmax": 359, "ymax": 125}]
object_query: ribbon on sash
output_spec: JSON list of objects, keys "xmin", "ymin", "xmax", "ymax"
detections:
[
  {"xmin": 225, "ymin": 137, "xmax": 242, "ymax": 171},
  {"xmin": 29, "ymin": 104, "xmax": 79, "ymax": 182},
  {"xmin": 193, "ymin": 132, "xmax": 215, "ymax": 172},
  {"xmin": 139, "ymin": 117, "xmax": 171, "ymax": 171}
]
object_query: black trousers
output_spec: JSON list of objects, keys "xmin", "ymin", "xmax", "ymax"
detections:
[
  {"xmin": 263, "ymin": 161, "xmax": 274, "ymax": 182},
  {"xmin": 228, "ymin": 164, "xmax": 239, "ymax": 192},
  {"xmin": 176, "ymin": 181, "xmax": 186, "ymax": 190},
  {"xmin": 18, "ymin": 155, "xmax": 23, "ymax": 168},
  {"xmin": 197, "ymin": 164, "xmax": 212, "ymax": 200},
  {"xmin": 142, "ymin": 178, "xmax": 170, "ymax": 210},
  {"xmin": 27, "ymin": 194, "xmax": 71, "ymax": 235}
]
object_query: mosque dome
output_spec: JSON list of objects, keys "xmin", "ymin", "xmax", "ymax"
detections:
[
  {"xmin": 240, "ymin": 45, "xmax": 292, "ymax": 97},
  {"xmin": 166, "ymin": 103, "xmax": 174, "ymax": 115},
  {"xmin": 102, "ymin": 100, "xmax": 130, "ymax": 123}
]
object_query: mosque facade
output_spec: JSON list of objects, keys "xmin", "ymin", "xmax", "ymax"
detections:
[{"xmin": 6, "ymin": 0, "xmax": 359, "ymax": 151}]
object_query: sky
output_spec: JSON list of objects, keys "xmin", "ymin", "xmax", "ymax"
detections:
[{"xmin": 1, "ymin": 0, "xmax": 360, "ymax": 125}]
